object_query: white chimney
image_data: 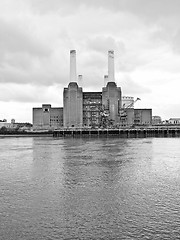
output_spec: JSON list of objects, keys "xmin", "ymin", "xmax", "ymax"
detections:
[
  {"xmin": 70, "ymin": 50, "xmax": 77, "ymax": 82},
  {"xmin": 104, "ymin": 75, "xmax": 108, "ymax": 86},
  {"xmin": 78, "ymin": 74, "xmax": 83, "ymax": 87},
  {"xmin": 108, "ymin": 50, "xmax": 114, "ymax": 82}
]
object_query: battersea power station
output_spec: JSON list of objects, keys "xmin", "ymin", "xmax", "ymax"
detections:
[{"xmin": 33, "ymin": 50, "xmax": 152, "ymax": 129}]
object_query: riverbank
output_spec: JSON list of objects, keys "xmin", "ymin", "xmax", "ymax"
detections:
[
  {"xmin": 53, "ymin": 127, "xmax": 180, "ymax": 138},
  {"xmin": 0, "ymin": 131, "xmax": 53, "ymax": 137},
  {"xmin": 1, "ymin": 126, "xmax": 180, "ymax": 138}
]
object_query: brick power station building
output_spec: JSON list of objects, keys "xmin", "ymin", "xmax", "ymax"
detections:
[{"xmin": 33, "ymin": 50, "xmax": 152, "ymax": 129}]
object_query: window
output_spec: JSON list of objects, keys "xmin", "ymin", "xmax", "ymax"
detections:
[{"xmin": 43, "ymin": 108, "xmax": 49, "ymax": 112}]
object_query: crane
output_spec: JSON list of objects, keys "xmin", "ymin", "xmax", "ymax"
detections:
[
  {"xmin": 120, "ymin": 97, "xmax": 141, "ymax": 126},
  {"xmin": 122, "ymin": 97, "xmax": 141, "ymax": 109}
]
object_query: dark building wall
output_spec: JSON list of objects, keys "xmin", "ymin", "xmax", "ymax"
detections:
[{"xmin": 83, "ymin": 92, "xmax": 102, "ymax": 127}]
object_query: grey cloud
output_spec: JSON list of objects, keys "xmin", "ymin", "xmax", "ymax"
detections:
[
  {"xmin": 113, "ymin": 0, "xmax": 180, "ymax": 20},
  {"xmin": 158, "ymin": 104, "xmax": 180, "ymax": 119},
  {"xmin": 0, "ymin": 84, "xmax": 41, "ymax": 103},
  {"xmin": 2, "ymin": 53, "xmax": 34, "ymax": 71},
  {"xmin": 118, "ymin": 53, "xmax": 150, "ymax": 73},
  {"xmin": 29, "ymin": 0, "xmax": 78, "ymax": 15},
  {"xmin": 86, "ymin": 36, "xmax": 126, "ymax": 54},
  {"xmin": 79, "ymin": 72, "xmax": 151, "ymax": 95},
  {"xmin": 81, "ymin": 74, "xmax": 104, "ymax": 90},
  {"xmin": 81, "ymin": 53, "xmax": 106, "ymax": 71},
  {"xmin": 0, "ymin": 62, "xmax": 68, "ymax": 86},
  {"xmin": 78, "ymin": 37, "xmax": 126, "ymax": 79},
  {"xmin": 151, "ymin": 27, "xmax": 180, "ymax": 56},
  {"xmin": 151, "ymin": 28, "xmax": 171, "ymax": 45},
  {"xmin": 0, "ymin": 84, "xmax": 62, "ymax": 103},
  {"xmin": 0, "ymin": 17, "xmax": 68, "ymax": 86},
  {"xmin": 172, "ymin": 30, "xmax": 180, "ymax": 54},
  {"xmin": 0, "ymin": 18, "xmax": 51, "ymax": 59},
  {"xmin": 0, "ymin": 18, "xmax": 54, "ymax": 85},
  {"xmin": 29, "ymin": 0, "xmax": 180, "ymax": 20},
  {"xmin": 120, "ymin": 75, "xmax": 151, "ymax": 95}
]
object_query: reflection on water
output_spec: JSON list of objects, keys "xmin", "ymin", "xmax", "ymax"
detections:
[{"xmin": 1, "ymin": 137, "xmax": 180, "ymax": 239}]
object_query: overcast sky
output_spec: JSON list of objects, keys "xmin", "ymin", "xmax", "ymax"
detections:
[{"xmin": 0, "ymin": 0, "xmax": 180, "ymax": 122}]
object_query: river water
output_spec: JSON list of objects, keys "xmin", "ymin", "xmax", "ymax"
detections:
[{"xmin": 1, "ymin": 137, "xmax": 180, "ymax": 239}]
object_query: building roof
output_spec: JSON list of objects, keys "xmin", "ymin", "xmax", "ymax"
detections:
[{"xmin": 169, "ymin": 118, "xmax": 180, "ymax": 120}]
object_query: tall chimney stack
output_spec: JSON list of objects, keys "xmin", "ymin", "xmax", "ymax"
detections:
[
  {"xmin": 70, "ymin": 50, "xmax": 77, "ymax": 82},
  {"xmin": 104, "ymin": 75, "xmax": 108, "ymax": 86},
  {"xmin": 108, "ymin": 50, "xmax": 114, "ymax": 82}
]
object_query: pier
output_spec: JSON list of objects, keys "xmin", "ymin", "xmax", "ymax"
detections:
[{"xmin": 53, "ymin": 127, "xmax": 180, "ymax": 138}]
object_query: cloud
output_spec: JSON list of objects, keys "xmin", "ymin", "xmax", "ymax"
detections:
[
  {"xmin": 0, "ymin": 17, "xmax": 59, "ymax": 86},
  {"xmin": 28, "ymin": 0, "xmax": 180, "ymax": 21},
  {"xmin": 0, "ymin": 17, "xmax": 70, "ymax": 86},
  {"xmin": 86, "ymin": 36, "xmax": 126, "ymax": 54},
  {"xmin": 155, "ymin": 103, "xmax": 180, "ymax": 119},
  {"xmin": 120, "ymin": 75, "xmax": 151, "ymax": 95},
  {"xmin": 0, "ymin": 61, "xmax": 68, "ymax": 86},
  {"xmin": 172, "ymin": 30, "xmax": 180, "ymax": 54},
  {"xmin": 0, "ymin": 83, "xmax": 62, "ymax": 103},
  {"xmin": 0, "ymin": 18, "xmax": 50, "ymax": 58},
  {"xmin": 0, "ymin": 0, "xmax": 180, "ymax": 122}
]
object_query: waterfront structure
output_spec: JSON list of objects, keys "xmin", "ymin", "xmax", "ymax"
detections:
[
  {"xmin": 33, "ymin": 50, "xmax": 152, "ymax": 129},
  {"xmin": 53, "ymin": 128, "xmax": 180, "ymax": 138},
  {"xmin": 0, "ymin": 118, "xmax": 33, "ymax": 132},
  {"xmin": 0, "ymin": 122, "xmax": 13, "ymax": 129},
  {"xmin": 168, "ymin": 118, "xmax": 180, "ymax": 124},
  {"xmin": 152, "ymin": 116, "xmax": 162, "ymax": 125},
  {"xmin": 33, "ymin": 104, "xmax": 63, "ymax": 129},
  {"xmin": 63, "ymin": 50, "xmax": 122, "ymax": 128}
]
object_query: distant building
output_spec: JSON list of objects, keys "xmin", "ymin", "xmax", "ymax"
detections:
[
  {"xmin": 152, "ymin": 116, "xmax": 162, "ymax": 125},
  {"xmin": 0, "ymin": 122, "xmax": 13, "ymax": 129},
  {"xmin": 0, "ymin": 119, "xmax": 33, "ymax": 131},
  {"xmin": 134, "ymin": 109, "xmax": 152, "ymax": 125},
  {"xmin": 0, "ymin": 119, "xmax": 7, "ymax": 122},
  {"xmin": 32, "ymin": 50, "xmax": 152, "ymax": 129},
  {"xmin": 63, "ymin": 50, "xmax": 122, "ymax": 128},
  {"xmin": 168, "ymin": 118, "xmax": 180, "ymax": 124},
  {"xmin": 33, "ymin": 104, "xmax": 63, "ymax": 129},
  {"xmin": 11, "ymin": 119, "xmax": 15, "ymax": 124}
]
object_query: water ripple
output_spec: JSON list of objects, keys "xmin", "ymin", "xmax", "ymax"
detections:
[{"xmin": 1, "ymin": 137, "xmax": 180, "ymax": 239}]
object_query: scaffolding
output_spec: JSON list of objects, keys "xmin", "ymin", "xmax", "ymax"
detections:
[{"xmin": 119, "ymin": 98, "xmax": 141, "ymax": 127}]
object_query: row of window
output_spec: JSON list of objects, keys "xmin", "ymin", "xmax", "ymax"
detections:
[{"xmin": 50, "ymin": 119, "xmax": 60, "ymax": 122}]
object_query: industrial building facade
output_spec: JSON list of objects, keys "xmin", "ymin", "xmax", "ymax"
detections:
[
  {"xmin": 63, "ymin": 50, "xmax": 122, "ymax": 128},
  {"xmin": 33, "ymin": 50, "xmax": 152, "ymax": 129},
  {"xmin": 63, "ymin": 82, "xmax": 122, "ymax": 128},
  {"xmin": 33, "ymin": 104, "xmax": 63, "ymax": 129}
]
